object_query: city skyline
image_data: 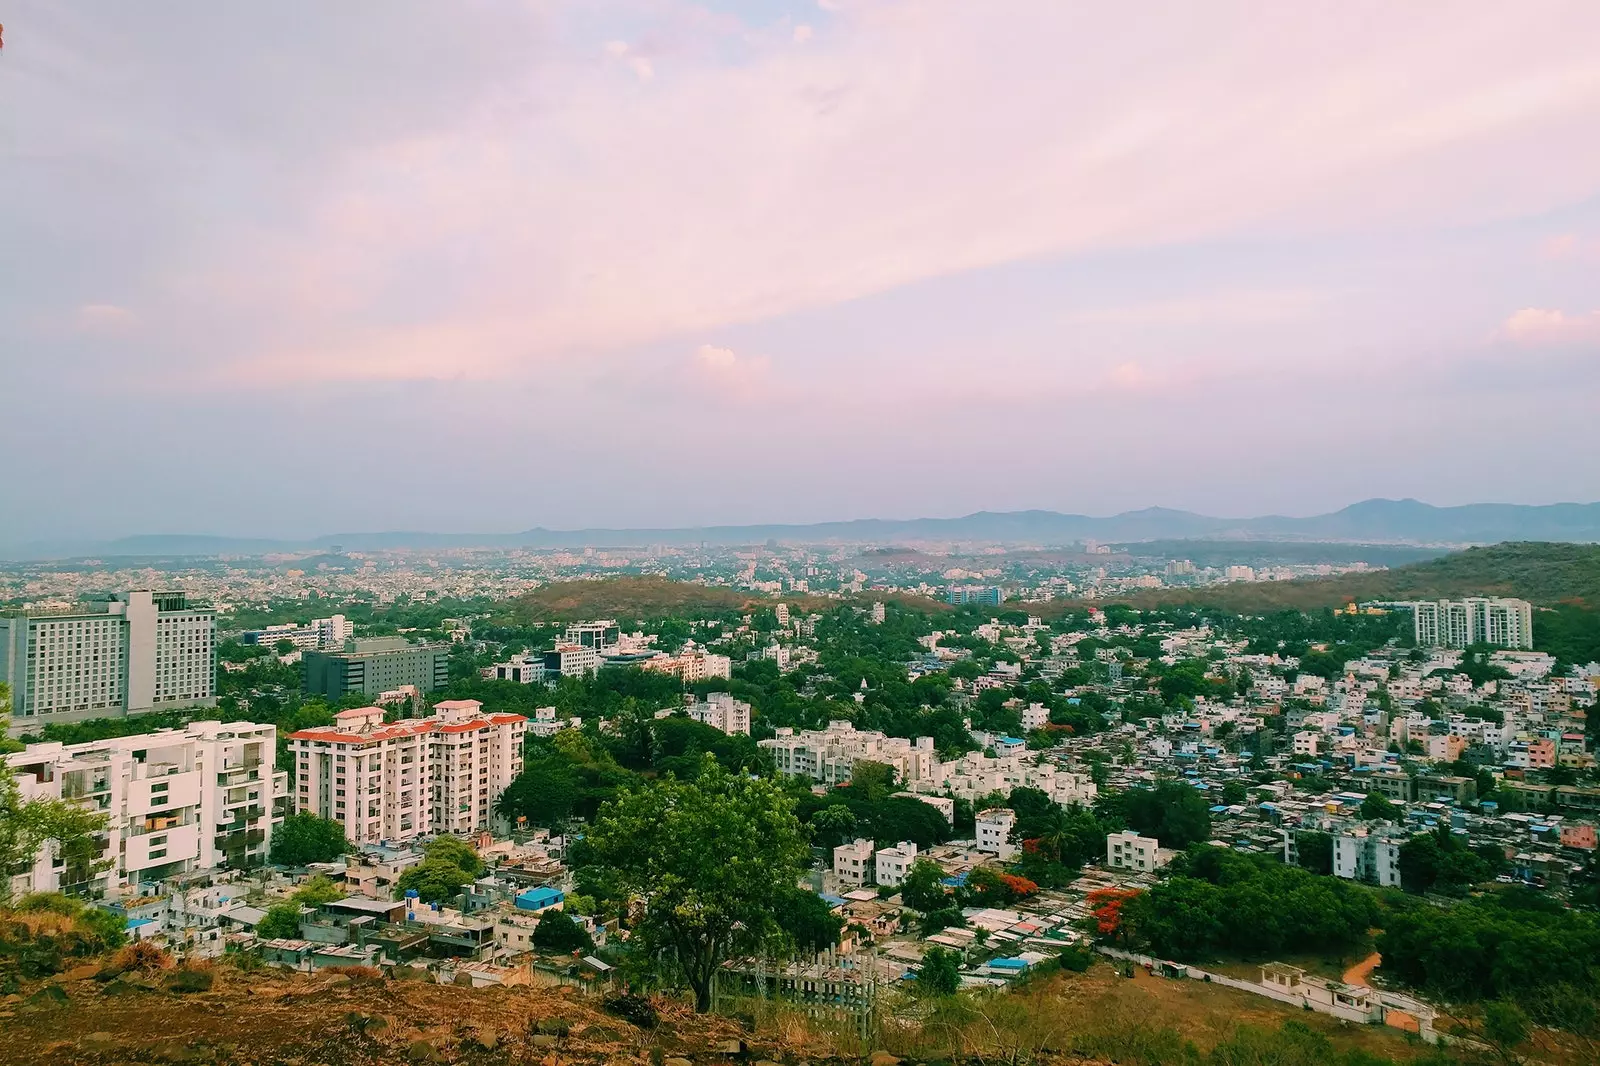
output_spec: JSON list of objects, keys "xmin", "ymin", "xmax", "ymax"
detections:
[{"xmin": 5, "ymin": 2, "xmax": 1600, "ymax": 542}]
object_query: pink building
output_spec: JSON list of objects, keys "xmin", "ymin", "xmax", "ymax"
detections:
[
  {"xmin": 1560, "ymin": 823, "xmax": 1596, "ymax": 850},
  {"xmin": 288, "ymin": 700, "xmax": 525, "ymax": 846}
]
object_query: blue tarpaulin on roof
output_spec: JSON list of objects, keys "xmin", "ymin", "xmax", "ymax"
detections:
[{"xmin": 516, "ymin": 887, "xmax": 565, "ymax": 911}]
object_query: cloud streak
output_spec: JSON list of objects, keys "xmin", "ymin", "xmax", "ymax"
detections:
[{"xmin": 11, "ymin": 2, "xmax": 1600, "ymax": 384}]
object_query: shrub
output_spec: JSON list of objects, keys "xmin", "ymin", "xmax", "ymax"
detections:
[
  {"xmin": 323, "ymin": 964, "xmax": 382, "ymax": 981},
  {"xmin": 112, "ymin": 940, "xmax": 172, "ymax": 974},
  {"xmin": 164, "ymin": 965, "xmax": 215, "ymax": 993},
  {"xmin": 1058, "ymin": 943, "xmax": 1097, "ymax": 973},
  {"xmin": 602, "ymin": 992, "xmax": 658, "ymax": 1029}
]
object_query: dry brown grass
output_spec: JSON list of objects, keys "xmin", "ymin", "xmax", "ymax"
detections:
[{"xmin": 110, "ymin": 940, "xmax": 172, "ymax": 974}]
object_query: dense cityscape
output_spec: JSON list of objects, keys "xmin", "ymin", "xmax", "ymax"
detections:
[{"xmin": 3, "ymin": 537, "xmax": 1598, "ymax": 1063}]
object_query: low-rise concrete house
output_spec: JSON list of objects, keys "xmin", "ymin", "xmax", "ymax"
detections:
[
  {"xmin": 833, "ymin": 838, "xmax": 875, "ymax": 887},
  {"xmin": 976, "ymin": 808, "xmax": 1018, "ymax": 859},
  {"xmin": 1106, "ymin": 830, "xmax": 1170, "ymax": 872},
  {"xmin": 873, "ymin": 841, "xmax": 918, "ymax": 887}
]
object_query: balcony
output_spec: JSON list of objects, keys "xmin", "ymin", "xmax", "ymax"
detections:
[
  {"xmin": 215, "ymin": 828, "xmax": 266, "ymax": 851},
  {"xmin": 131, "ymin": 815, "xmax": 189, "ymax": 837}
]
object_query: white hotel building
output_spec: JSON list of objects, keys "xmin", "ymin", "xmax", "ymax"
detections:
[
  {"xmin": 1, "ymin": 591, "xmax": 216, "ymax": 734},
  {"xmin": 287, "ymin": 700, "xmax": 526, "ymax": 846},
  {"xmin": 5, "ymin": 720, "xmax": 287, "ymax": 899}
]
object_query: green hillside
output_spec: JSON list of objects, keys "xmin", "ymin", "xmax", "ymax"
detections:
[
  {"xmin": 1110, "ymin": 542, "xmax": 1600, "ymax": 612},
  {"xmin": 509, "ymin": 576, "xmax": 753, "ymax": 622},
  {"xmin": 507, "ymin": 575, "xmax": 947, "ymax": 623}
]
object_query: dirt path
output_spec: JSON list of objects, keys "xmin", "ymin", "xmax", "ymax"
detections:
[{"xmin": 1342, "ymin": 951, "xmax": 1381, "ymax": 986}]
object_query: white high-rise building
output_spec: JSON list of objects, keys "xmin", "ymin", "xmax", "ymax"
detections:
[
  {"xmin": 1412, "ymin": 598, "xmax": 1533, "ymax": 650},
  {"xmin": 287, "ymin": 700, "xmax": 526, "ymax": 845},
  {"xmin": 563, "ymin": 621, "xmax": 620, "ymax": 652},
  {"xmin": 243, "ymin": 615, "xmax": 352, "ymax": 652},
  {"xmin": 760, "ymin": 721, "xmax": 940, "ymax": 787},
  {"xmin": 5, "ymin": 720, "xmax": 287, "ymax": 899},
  {"xmin": 1, "ymin": 591, "xmax": 216, "ymax": 734},
  {"xmin": 686, "ymin": 692, "xmax": 752, "ymax": 735}
]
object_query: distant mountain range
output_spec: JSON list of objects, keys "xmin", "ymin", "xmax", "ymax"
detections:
[{"xmin": 6, "ymin": 498, "xmax": 1600, "ymax": 560}]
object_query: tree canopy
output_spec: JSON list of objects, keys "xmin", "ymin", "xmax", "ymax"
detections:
[
  {"xmin": 578, "ymin": 757, "xmax": 810, "ymax": 1011},
  {"xmin": 1103, "ymin": 780, "xmax": 1213, "ymax": 850},
  {"xmin": 1119, "ymin": 847, "xmax": 1378, "ymax": 962},
  {"xmin": 532, "ymin": 909, "xmax": 594, "ymax": 954},
  {"xmin": 268, "ymin": 812, "xmax": 349, "ymax": 867}
]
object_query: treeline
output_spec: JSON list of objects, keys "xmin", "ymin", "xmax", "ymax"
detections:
[
  {"xmin": 1120, "ymin": 847, "xmax": 1379, "ymax": 961},
  {"xmin": 495, "ymin": 713, "xmax": 772, "ymax": 834},
  {"xmin": 1377, "ymin": 889, "xmax": 1600, "ymax": 1013}
]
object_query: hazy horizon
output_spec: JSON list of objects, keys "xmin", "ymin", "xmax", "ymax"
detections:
[
  {"xmin": 6, "ymin": 497, "xmax": 1600, "ymax": 554},
  {"xmin": 5, "ymin": 2, "xmax": 1599, "ymax": 544}
]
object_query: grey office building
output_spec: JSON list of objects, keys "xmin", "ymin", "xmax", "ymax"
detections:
[{"xmin": 300, "ymin": 638, "xmax": 451, "ymax": 700}]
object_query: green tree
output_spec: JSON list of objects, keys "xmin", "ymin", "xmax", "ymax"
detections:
[
  {"xmin": 1482, "ymin": 1000, "xmax": 1530, "ymax": 1063},
  {"xmin": 395, "ymin": 859, "xmax": 473, "ymax": 904},
  {"xmin": 579, "ymin": 756, "xmax": 810, "ymax": 1011},
  {"xmin": 1121, "ymin": 781, "xmax": 1213, "ymax": 850},
  {"xmin": 1221, "ymin": 781, "xmax": 1248, "ymax": 806},
  {"xmin": 496, "ymin": 756, "xmax": 579, "ymax": 831},
  {"xmin": 0, "ymin": 684, "xmax": 110, "ymax": 904},
  {"xmin": 900, "ymin": 858, "xmax": 950, "ymax": 913},
  {"xmin": 256, "ymin": 902, "xmax": 303, "ymax": 939},
  {"xmin": 1398, "ymin": 825, "xmax": 1493, "ymax": 895},
  {"xmin": 532, "ymin": 909, "xmax": 594, "ymax": 954},
  {"xmin": 849, "ymin": 759, "xmax": 897, "ymax": 802},
  {"xmin": 269, "ymin": 812, "xmax": 350, "ymax": 867},
  {"xmin": 290, "ymin": 874, "xmax": 345, "ymax": 905},
  {"xmin": 915, "ymin": 944, "xmax": 963, "ymax": 996},
  {"xmin": 424, "ymin": 836, "xmax": 484, "ymax": 877},
  {"xmin": 1359, "ymin": 792, "xmax": 1400, "ymax": 822},
  {"xmin": 809, "ymin": 803, "xmax": 859, "ymax": 850},
  {"xmin": 773, "ymin": 887, "xmax": 844, "ymax": 957},
  {"xmin": 1295, "ymin": 831, "xmax": 1334, "ymax": 876}
]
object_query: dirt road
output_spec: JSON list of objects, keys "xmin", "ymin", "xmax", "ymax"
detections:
[{"xmin": 1342, "ymin": 951, "xmax": 1381, "ymax": 986}]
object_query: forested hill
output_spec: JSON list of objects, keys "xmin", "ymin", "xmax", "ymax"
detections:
[
  {"xmin": 1108, "ymin": 542, "xmax": 1600, "ymax": 612},
  {"xmin": 507, "ymin": 575, "xmax": 946, "ymax": 623}
]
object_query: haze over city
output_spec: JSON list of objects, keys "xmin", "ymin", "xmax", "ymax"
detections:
[{"xmin": 5, "ymin": 1, "xmax": 1600, "ymax": 542}]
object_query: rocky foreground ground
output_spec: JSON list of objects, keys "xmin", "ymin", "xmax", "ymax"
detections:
[{"xmin": 0, "ymin": 963, "xmax": 936, "ymax": 1066}]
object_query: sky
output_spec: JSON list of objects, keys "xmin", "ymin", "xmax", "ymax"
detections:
[{"xmin": 4, "ymin": 1, "xmax": 1600, "ymax": 544}]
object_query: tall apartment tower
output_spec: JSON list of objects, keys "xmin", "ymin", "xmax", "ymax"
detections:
[
  {"xmin": 287, "ymin": 700, "xmax": 526, "ymax": 846},
  {"xmin": 1411, "ymin": 598, "xmax": 1533, "ymax": 650},
  {"xmin": 1, "ymin": 591, "xmax": 216, "ymax": 734}
]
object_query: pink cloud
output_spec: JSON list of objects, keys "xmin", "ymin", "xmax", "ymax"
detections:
[
  {"xmin": 691, "ymin": 343, "xmax": 771, "ymax": 398},
  {"xmin": 51, "ymin": 1, "xmax": 1600, "ymax": 384},
  {"xmin": 1540, "ymin": 233, "xmax": 1600, "ymax": 261},
  {"xmin": 1501, "ymin": 307, "xmax": 1600, "ymax": 346}
]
